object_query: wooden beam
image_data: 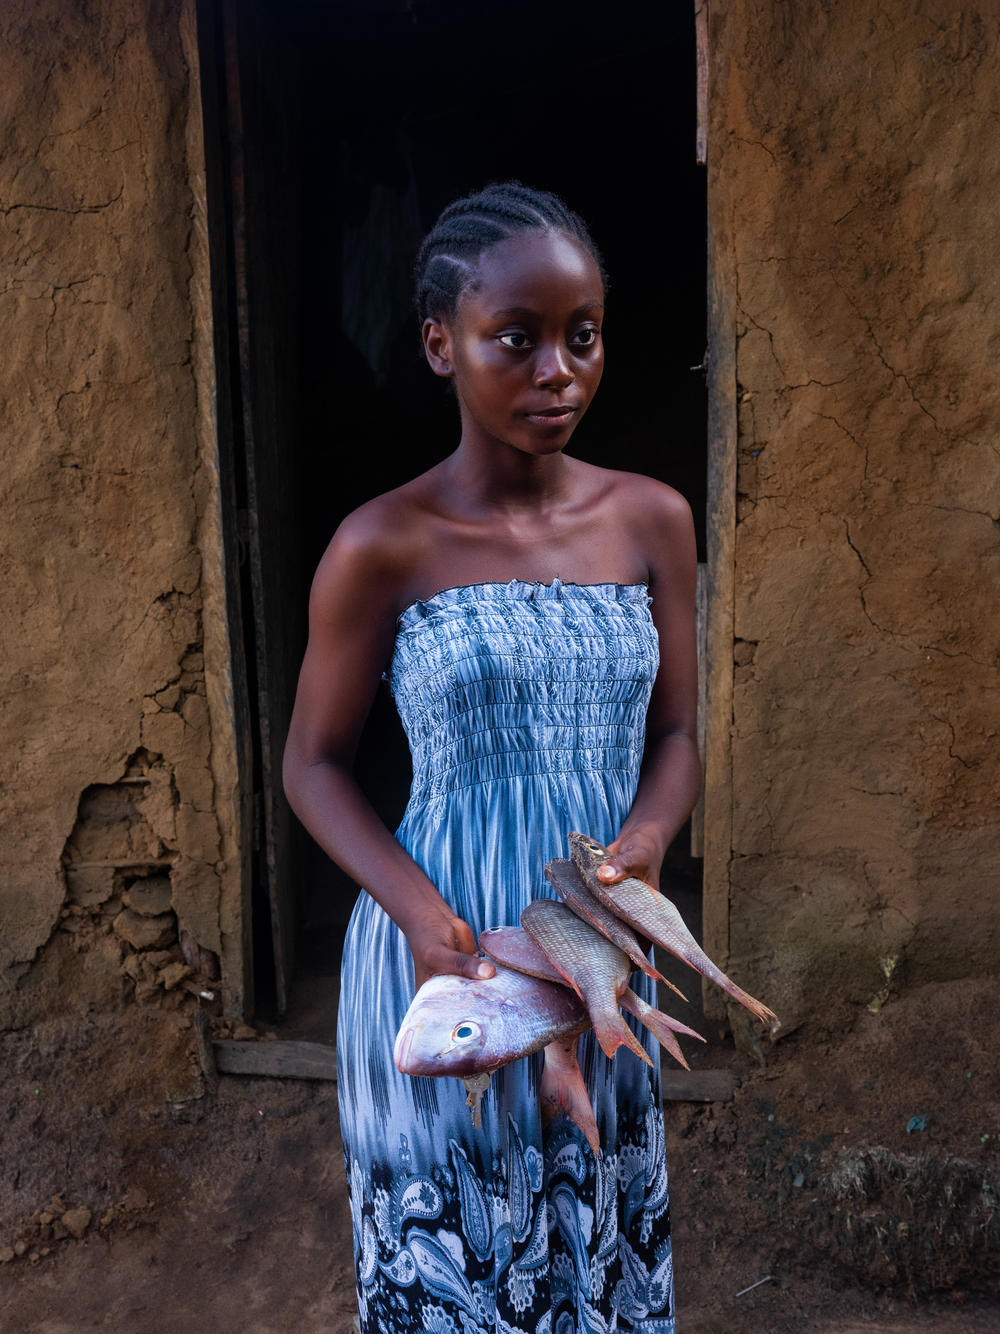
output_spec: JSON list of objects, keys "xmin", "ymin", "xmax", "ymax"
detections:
[
  {"xmin": 212, "ymin": 1039, "xmax": 737, "ymax": 1105},
  {"xmin": 661, "ymin": 1067, "xmax": 737, "ymax": 1103},
  {"xmin": 690, "ymin": 562, "xmax": 708, "ymax": 858},
  {"xmin": 213, "ymin": 1038, "xmax": 338, "ymax": 1081},
  {"xmin": 701, "ymin": 7, "xmax": 738, "ymax": 1022},
  {"xmin": 695, "ymin": 1, "xmax": 708, "ymax": 165}
]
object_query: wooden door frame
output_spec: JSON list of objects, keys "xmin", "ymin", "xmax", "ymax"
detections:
[{"xmin": 700, "ymin": 2, "xmax": 737, "ymax": 1020}]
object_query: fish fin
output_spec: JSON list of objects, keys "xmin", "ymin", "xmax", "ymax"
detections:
[
  {"xmin": 622, "ymin": 988, "xmax": 705, "ymax": 1043},
  {"xmin": 620, "ymin": 989, "xmax": 704, "ymax": 1070},
  {"xmin": 592, "ymin": 1007, "xmax": 652, "ymax": 1066},
  {"xmin": 725, "ymin": 987, "xmax": 779, "ymax": 1026},
  {"xmin": 670, "ymin": 953, "xmax": 778, "ymax": 1026},
  {"xmin": 640, "ymin": 958, "xmax": 688, "ymax": 1002},
  {"xmin": 540, "ymin": 1038, "xmax": 601, "ymax": 1157}
]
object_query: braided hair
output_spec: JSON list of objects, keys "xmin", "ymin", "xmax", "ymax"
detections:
[{"xmin": 414, "ymin": 182, "xmax": 607, "ymax": 325}]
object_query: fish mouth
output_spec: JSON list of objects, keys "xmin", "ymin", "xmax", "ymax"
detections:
[{"xmin": 393, "ymin": 1025, "xmax": 415, "ymax": 1073}]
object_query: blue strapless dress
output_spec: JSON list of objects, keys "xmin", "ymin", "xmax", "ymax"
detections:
[{"xmin": 337, "ymin": 580, "xmax": 675, "ymax": 1333}]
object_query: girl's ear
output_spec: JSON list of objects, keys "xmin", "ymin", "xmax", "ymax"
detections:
[{"xmin": 422, "ymin": 317, "xmax": 454, "ymax": 378}]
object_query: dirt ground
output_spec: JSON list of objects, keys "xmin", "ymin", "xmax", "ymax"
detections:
[{"xmin": 1, "ymin": 880, "xmax": 997, "ymax": 1334}]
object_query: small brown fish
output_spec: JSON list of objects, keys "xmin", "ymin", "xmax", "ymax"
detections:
[
  {"xmin": 480, "ymin": 925, "xmax": 704, "ymax": 1071},
  {"xmin": 545, "ymin": 858, "xmax": 687, "ymax": 1002},
  {"xmin": 521, "ymin": 899, "xmax": 651, "ymax": 1066},
  {"xmin": 568, "ymin": 831, "xmax": 778, "ymax": 1026}
]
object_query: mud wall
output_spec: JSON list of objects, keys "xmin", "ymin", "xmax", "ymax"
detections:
[
  {"xmin": 706, "ymin": 2, "xmax": 1000, "ymax": 1030},
  {"xmin": 0, "ymin": 0, "xmax": 243, "ymax": 1021}
]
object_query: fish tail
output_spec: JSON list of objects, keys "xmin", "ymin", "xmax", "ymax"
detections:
[
  {"xmin": 592, "ymin": 1006, "xmax": 652, "ymax": 1066},
  {"xmin": 540, "ymin": 1038, "xmax": 601, "ymax": 1156},
  {"xmin": 620, "ymin": 989, "xmax": 704, "ymax": 1070},
  {"xmin": 638, "ymin": 957, "xmax": 688, "ymax": 1003},
  {"xmin": 659, "ymin": 936, "xmax": 778, "ymax": 1026},
  {"xmin": 724, "ymin": 984, "xmax": 779, "ymax": 1025}
]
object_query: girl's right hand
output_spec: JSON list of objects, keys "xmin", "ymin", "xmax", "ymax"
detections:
[{"xmin": 406, "ymin": 911, "xmax": 496, "ymax": 993}]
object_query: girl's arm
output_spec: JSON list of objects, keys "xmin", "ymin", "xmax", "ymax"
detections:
[
  {"xmin": 281, "ymin": 508, "xmax": 494, "ymax": 991},
  {"xmin": 598, "ymin": 483, "xmax": 701, "ymax": 889}
]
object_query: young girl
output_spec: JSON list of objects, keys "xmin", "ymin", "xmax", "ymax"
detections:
[{"xmin": 283, "ymin": 183, "xmax": 699, "ymax": 1334}]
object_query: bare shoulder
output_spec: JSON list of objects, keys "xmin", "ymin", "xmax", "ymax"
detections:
[
  {"xmin": 598, "ymin": 466, "xmax": 693, "ymax": 528},
  {"xmin": 309, "ymin": 478, "xmax": 434, "ymax": 622},
  {"xmin": 581, "ymin": 463, "xmax": 695, "ymax": 574}
]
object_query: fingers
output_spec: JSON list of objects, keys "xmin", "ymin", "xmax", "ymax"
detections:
[
  {"xmin": 415, "ymin": 946, "xmax": 495, "ymax": 991},
  {"xmin": 597, "ymin": 834, "xmax": 659, "ymax": 885}
]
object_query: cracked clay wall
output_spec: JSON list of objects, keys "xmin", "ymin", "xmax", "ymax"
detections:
[
  {"xmin": 708, "ymin": 2, "xmax": 1000, "ymax": 1031},
  {"xmin": 0, "ymin": 0, "xmax": 243, "ymax": 1022}
]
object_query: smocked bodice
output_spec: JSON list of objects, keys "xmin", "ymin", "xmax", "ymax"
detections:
[{"xmin": 389, "ymin": 579, "xmax": 659, "ymax": 810}]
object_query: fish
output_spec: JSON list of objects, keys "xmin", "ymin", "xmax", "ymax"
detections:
[
  {"xmin": 544, "ymin": 858, "xmax": 688, "ymax": 1002},
  {"xmin": 393, "ymin": 963, "xmax": 600, "ymax": 1150},
  {"xmin": 480, "ymin": 924, "xmax": 704, "ymax": 1071},
  {"xmin": 521, "ymin": 898, "xmax": 651, "ymax": 1065},
  {"xmin": 479, "ymin": 924, "xmax": 566, "ymax": 985},
  {"xmin": 568, "ymin": 831, "xmax": 779, "ymax": 1026},
  {"xmin": 394, "ymin": 962, "xmax": 586, "ymax": 1079}
]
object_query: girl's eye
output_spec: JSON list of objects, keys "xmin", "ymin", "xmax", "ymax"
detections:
[
  {"xmin": 498, "ymin": 332, "xmax": 532, "ymax": 350},
  {"xmin": 573, "ymin": 327, "xmax": 600, "ymax": 347},
  {"xmin": 452, "ymin": 1021, "xmax": 481, "ymax": 1042}
]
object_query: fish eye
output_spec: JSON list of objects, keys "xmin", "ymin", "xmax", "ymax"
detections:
[{"xmin": 452, "ymin": 1020, "xmax": 481, "ymax": 1042}]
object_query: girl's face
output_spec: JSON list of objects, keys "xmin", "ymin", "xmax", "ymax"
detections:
[{"xmin": 424, "ymin": 230, "xmax": 605, "ymax": 459}]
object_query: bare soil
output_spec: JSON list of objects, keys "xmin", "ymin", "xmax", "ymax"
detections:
[{"xmin": 1, "ymin": 956, "xmax": 997, "ymax": 1333}]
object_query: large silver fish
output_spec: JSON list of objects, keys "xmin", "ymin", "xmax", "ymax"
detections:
[
  {"xmin": 568, "ymin": 831, "xmax": 778, "ymax": 1026},
  {"xmin": 393, "ymin": 963, "xmax": 586, "ymax": 1078},
  {"xmin": 393, "ymin": 964, "xmax": 600, "ymax": 1151},
  {"xmin": 480, "ymin": 924, "xmax": 704, "ymax": 1071}
]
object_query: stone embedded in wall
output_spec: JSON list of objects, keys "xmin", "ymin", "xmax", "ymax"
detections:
[
  {"xmin": 49, "ymin": 752, "xmax": 221, "ymax": 1016},
  {"xmin": 65, "ymin": 865, "xmax": 115, "ymax": 910},
  {"xmin": 158, "ymin": 961, "xmax": 192, "ymax": 991},
  {"xmin": 123, "ymin": 876, "xmax": 172, "ymax": 918},
  {"xmin": 112, "ymin": 909, "xmax": 176, "ymax": 953}
]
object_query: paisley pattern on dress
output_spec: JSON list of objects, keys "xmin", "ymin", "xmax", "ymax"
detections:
[{"xmin": 338, "ymin": 580, "xmax": 675, "ymax": 1332}]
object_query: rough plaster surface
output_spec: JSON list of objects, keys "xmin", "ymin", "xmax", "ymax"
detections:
[
  {"xmin": 711, "ymin": 2, "xmax": 1000, "ymax": 1026},
  {"xmin": 0, "ymin": 0, "xmax": 233, "ymax": 1019}
]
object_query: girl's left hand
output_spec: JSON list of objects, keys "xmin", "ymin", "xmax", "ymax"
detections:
[{"xmin": 593, "ymin": 826, "xmax": 665, "ymax": 892}]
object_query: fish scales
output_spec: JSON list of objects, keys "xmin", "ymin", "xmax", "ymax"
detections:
[
  {"xmin": 480, "ymin": 925, "xmax": 705, "ymax": 1071},
  {"xmin": 545, "ymin": 858, "xmax": 687, "ymax": 1002},
  {"xmin": 568, "ymin": 831, "xmax": 779, "ymax": 1026},
  {"xmin": 521, "ymin": 899, "xmax": 651, "ymax": 1066}
]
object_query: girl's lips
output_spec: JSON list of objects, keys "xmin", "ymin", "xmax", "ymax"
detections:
[{"xmin": 524, "ymin": 406, "xmax": 578, "ymax": 422}]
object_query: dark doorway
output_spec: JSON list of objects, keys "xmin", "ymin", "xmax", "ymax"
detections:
[{"xmin": 198, "ymin": 0, "xmax": 707, "ymax": 1021}]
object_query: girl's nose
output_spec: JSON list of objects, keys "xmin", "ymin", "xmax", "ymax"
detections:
[{"xmin": 534, "ymin": 345, "xmax": 575, "ymax": 389}]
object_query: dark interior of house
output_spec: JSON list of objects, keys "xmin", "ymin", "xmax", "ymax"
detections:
[{"xmin": 198, "ymin": 0, "xmax": 706, "ymax": 1019}]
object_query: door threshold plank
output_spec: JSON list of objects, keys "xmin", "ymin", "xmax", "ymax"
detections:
[
  {"xmin": 213, "ymin": 1038, "xmax": 338, "ymax": 1081},
  {"xmin": 660, "ymin": 1068, "xmax": 737, "ymax": 1102},
  {"xmin": 213, "ymin": 1040, "xmax": 736, "ymax": 1103}
]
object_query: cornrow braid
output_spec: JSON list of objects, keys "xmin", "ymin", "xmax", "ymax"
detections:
[{"xmin": 414, "ymin": 182, "xmax": 607, "ymax": 325}]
